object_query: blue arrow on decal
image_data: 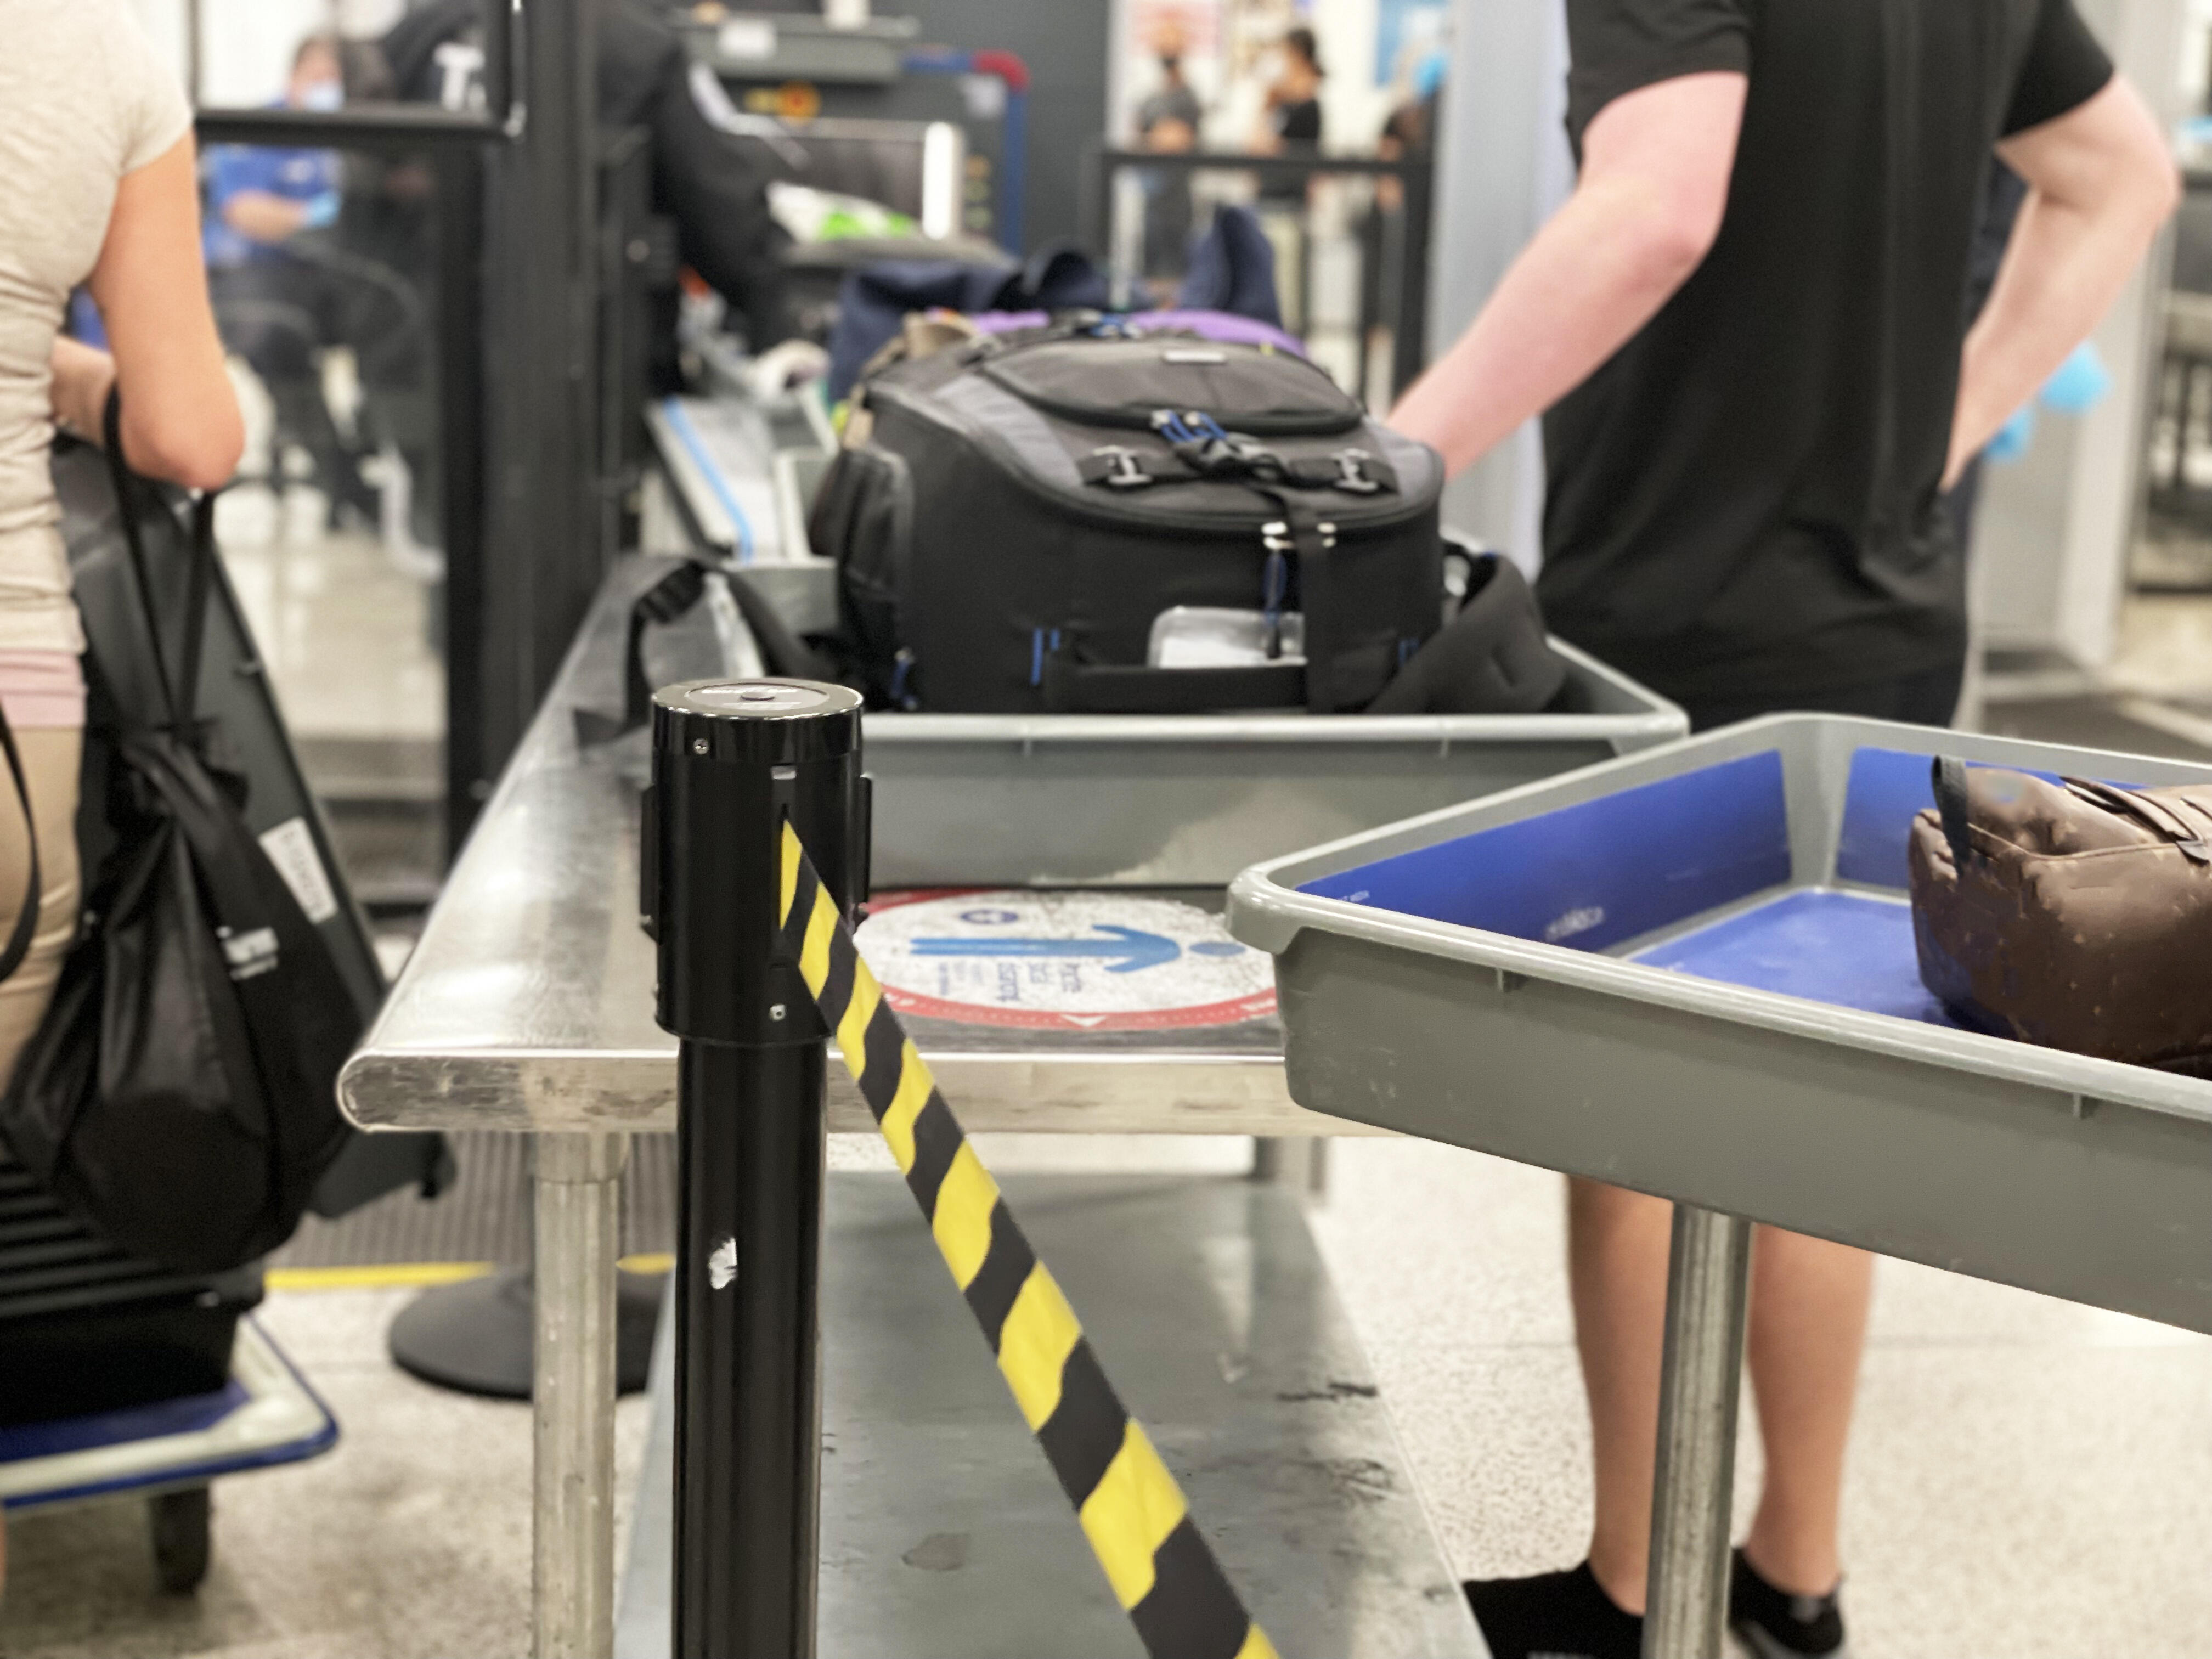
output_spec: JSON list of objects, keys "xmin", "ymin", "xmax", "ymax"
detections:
[{"xmin": 911, "ymin": 925, "xmax": 1181, "ymax": 974}]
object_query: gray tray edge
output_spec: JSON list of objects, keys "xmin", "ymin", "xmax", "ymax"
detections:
[{"xmin": 1227, "ymin": 713, "xmax": 2212, "ymax": 1129}]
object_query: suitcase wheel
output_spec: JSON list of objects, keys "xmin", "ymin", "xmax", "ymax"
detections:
[{"xmin": 150, "ymin": 1485, "xmax": 211, "ymax": 1594}]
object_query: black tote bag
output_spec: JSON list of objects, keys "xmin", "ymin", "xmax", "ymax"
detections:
[{"xmin": 0, "ymin": 403, "xmax": 359, "ymax": 1271}]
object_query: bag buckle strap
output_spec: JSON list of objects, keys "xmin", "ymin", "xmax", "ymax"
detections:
[
  {"xmin": 1331, "ymin": 449, "xmax": 1383, "ymax": 494},
  {"xmin": 1262, "ymin": 518, "xmax": 1337, "ymax": 554},
  {"xmin": 1090, "ymin": 447, "xmax": 1154, "ymax": 489},
  {"xmin": 1152, "ymin": 408, "xmax": 1230, "ymax": 445}
]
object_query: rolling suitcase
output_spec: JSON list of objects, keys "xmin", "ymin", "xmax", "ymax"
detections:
[{"xmin": 0, "ymin": 1142, "xmax": 260, "ymax": 1426}]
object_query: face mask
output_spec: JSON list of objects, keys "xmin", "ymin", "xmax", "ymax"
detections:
[{"xmin": 299, "ymin": 80, "xmax": 343, "ymax": 112}]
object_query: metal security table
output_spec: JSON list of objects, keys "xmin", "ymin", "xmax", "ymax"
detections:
[
  {"xmin": 1230, "ymin": 714, "xmax": 2212, "ymax": 1656},
  {"xmin": 340, "ymin": 563, "xmax": 1545, "ymax": 1659},
  {"xmin": 616, "ymin": 1173, "xmax": 1480, "ymax": 1659}
]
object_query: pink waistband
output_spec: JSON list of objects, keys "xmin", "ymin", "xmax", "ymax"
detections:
[{"xmin": 0, "ymin": 651, "xmax": 86, "ymax": 730}]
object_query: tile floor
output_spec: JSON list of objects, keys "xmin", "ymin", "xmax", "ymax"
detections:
[
  {"xmin": 4, "ymin": 1136, "xmax": 2208, "ymax": 1657},
  {"xmin": 0, "ymin": 1288, "xmax": 650, "ymax": 1659},
  {"xmin": 1310, "ymin": 1138, "xmax": 2212, "ymax": 1659}
]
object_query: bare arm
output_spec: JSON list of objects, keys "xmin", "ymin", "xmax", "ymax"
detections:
[
  {"xmin": 48, "ymin": 335, "xmax": 116, "ymax": 445},
  {"xmin": 1945, "ymin": 76, "xmax": 2177, "ymax": 483},
  {"xmin": 83, "ymin": 134, "xmax": 244, "ymax": 490},
  {"xmin": 1389, "ymin": 72, "xmax": 1745, "ymax": 476}
]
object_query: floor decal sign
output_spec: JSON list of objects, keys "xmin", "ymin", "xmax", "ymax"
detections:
[{"xmin": 857, "ymin": 891, "xmax": 1278, "ymax": 1031}]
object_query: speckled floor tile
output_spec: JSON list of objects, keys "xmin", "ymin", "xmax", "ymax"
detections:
[
  {"xmin": 7, "ymin": 1141, "xmax": 2209, "ymax": 1658},
  {"xmin": 0, "ymin": 1289, "xmax": 651, "ymax": 1659},
  {"xmin": 1308, "ymin": 1137, "xmax": 2212, "ymax": 1659}
]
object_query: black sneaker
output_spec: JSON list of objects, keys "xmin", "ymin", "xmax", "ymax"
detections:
[
  {"xmin": 1462, "ymin": 1561, "xmax": 1643, "ymax": 1659},
  {"xmin": 1729, "ymin": 1548, "xmax": 1851, "ymax": 1657}
]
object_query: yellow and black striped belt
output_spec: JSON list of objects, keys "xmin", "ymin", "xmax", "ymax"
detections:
[{"xmin": 780, "ymin": 823, "xmax": 1277, "ymax": 1659}]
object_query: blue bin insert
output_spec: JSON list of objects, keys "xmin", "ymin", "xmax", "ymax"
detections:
[
  {"xmin": 1299, "ymin": 750, "xmax": 1793, "ymax": 952},
  {"xmin": 1296, "ymin": 743, "xmax": 2039, "ymax": 1028},
  {"xmin": 1629, "ymin": 888, "xmax": 1951, "ymax": 1025},
  {"xmin": 1295, "ymin": 741, "xmax": 2164, "ymax": 1028}
]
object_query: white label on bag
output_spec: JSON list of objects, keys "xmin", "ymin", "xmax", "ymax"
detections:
[
  {"xmin": 718, "ymin": 18, "xmax": 776, "ymax": 59},
  {"xmin": 259, "ymin": 817, "xmax": 340, "ymax": 925},
  {"xmin": 221, "ymin": 926, "xmax": 280, "ymax": 980}
]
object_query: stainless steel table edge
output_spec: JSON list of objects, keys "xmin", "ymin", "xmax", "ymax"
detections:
[
  {"xmin": 340, "ymin": 1046, "xmax": 1398, "ymax": 1137},
  {"xmin": 864, "ymin": 635, "xmax": 1683, "ymax": 754}
]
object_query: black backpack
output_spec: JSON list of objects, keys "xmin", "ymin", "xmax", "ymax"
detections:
[
  {"xmin": 0, "ymin": 412, "xmax": 359, "ymax": 1273},
  {"xmin": 808, "ymin": 326, "xmax": 1448, "ymax": 714}
]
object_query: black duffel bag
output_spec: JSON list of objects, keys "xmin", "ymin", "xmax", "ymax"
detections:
[
  {"xmin": 0, "ymin": 401, "xmax": 358, "ymax": 1272},
  {"xmin": 809, "ymin": 325, "xmax": 1450, "ymax": 714}
]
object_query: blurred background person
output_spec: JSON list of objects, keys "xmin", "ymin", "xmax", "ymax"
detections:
[
  {"xmin": 1253, "ymin": 24, "xmax": 1324, "ymax": 162},
  {"xmin": 383, "ymin": 0, "xmax": 792, "ymax": 378},
  {"xmin": 1134, "ymin": 20, "xmax": 1204, "ymax": 300},
  {"xmin": 1250, "ymin": 25, "xmax": 1325, "ymax": 332},
  {"xmin": 202, "ymin": 36, "xmax": 380, "ymax": 529}
]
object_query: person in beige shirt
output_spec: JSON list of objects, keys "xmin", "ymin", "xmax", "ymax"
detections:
[{"xmin": 0, "ymin": 0, "xmax": 244, "ymax": 1593}]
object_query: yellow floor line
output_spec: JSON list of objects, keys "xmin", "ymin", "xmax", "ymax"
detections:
[
  {"xmin": 266, "ymin": 1261, "xmax": 494, "ymax": 1291},
  {"xmin": 266, "ymin": 1255, "xmax": 675, "ymax": 1292}
]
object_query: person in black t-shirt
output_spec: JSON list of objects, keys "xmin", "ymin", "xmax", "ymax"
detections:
[
  {"xmin": 1390, "ymin": 4, "xmax": 2175, "ymax": 1657},
  {"xmin": 1254, "ymin": 25, "xmax": 1325, "ymax": 211},
  {"xmin": 1258, "ymin": 25, "xmax": 1325, "ymax": 156}
]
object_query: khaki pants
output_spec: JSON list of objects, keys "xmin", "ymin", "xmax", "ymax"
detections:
[{"xmin": 0, "ymin": 729, "xmax": 81, "ymax": 1091}]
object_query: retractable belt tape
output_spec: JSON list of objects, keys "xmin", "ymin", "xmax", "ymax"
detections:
[{"xmin": 779, "ymin": 823, "xmax": 1279, "ymax": 1659}]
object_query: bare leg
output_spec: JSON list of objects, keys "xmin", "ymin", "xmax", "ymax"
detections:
[
  {"xmin": 1741, "ymin": 1227, "xmax": 1873, "ymax": 1596},
  {"xmin": 1570, "ymin": 1174, "xmax": 1874, "ymax": 1618},
  {"xmin": 0, "ymin": 730, "xmax": 79, "ymax": 1610},
  {"xmin": 1568, "ymin": 1176, "xmax": 1673, "ymax": 1615}
]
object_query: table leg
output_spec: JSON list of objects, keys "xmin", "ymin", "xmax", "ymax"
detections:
[
  {"xmin": 534, "ymin": 1131, "xmax": 630, "ymax": 1659},
  {"xmin": 1250, "ymin": 1137, "xmax": 1331, "ymax": 1198},
  {"xmin": 1643, "ymin": 1204, "xmax": 1752, "ymax": 1659}
]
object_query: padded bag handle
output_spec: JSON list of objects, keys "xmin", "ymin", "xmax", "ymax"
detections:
[
  {"xmin": 1366, "ymin": 551, "xmax": 1566, "ymax": 716},
  {"xmin": 1931, "ymin": 757, "xmax": 1978, "ymax": 870},
  {"xmin": 2061, "ymin": 775, "xmax": 2212, "ymax": 864},
  {"xmin": 582, "ymin": 559, "xmax": 838, "ymax": 744}
]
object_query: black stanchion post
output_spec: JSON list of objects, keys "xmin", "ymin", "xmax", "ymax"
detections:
[{"xmin": 647, "ymin": 679, "xmax": 868, "ymax": 1659}]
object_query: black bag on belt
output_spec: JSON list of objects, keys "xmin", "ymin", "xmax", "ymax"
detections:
[
  {"xmin": 0, "ymin": 400, "xmax": 356, "ymax": 1273},
  {"xmin": 808, "ymin": 325, "xmax": 1448, "ymax": 713}
]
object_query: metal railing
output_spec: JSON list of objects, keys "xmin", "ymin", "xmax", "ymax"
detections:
[{"xmin": 1079, "ymin": 146, "xmax": 1434, "ymax": 406}]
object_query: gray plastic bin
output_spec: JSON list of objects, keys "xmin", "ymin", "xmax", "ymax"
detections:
[
  {"xmin": 648, "ymin": 400, "xmax": 1687, "ymax": 888},
  {"xmin": 1228, "ymin": 714, "xmax": 2212, "ymax": 1333},
  {"xmin": 864, "ymin": 638, "xmax": 1684, "ymax": 887}
]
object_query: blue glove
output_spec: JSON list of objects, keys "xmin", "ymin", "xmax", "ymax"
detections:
[
  {"xmin": 2039, "ymin": 340, "xmax": 2109, "ymax": 414},
  {"xmin": 299, "ymin": 191, "xmax": 340, "ymax": 230},
  {"xmin": 1985, "ymin": 404, "xmax": 2036, "ymax": 464}
]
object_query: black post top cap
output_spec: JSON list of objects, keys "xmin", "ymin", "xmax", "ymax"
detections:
[{"xmin": 652, "ymin": 678, "xmax": 864, "ymax": 764}]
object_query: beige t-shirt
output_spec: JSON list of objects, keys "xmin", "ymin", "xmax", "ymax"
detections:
[{"xmin": 0, "ymin": 0, "xmax": 192, "ymax": 654}]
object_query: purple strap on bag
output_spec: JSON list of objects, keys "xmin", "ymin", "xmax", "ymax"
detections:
[{"xmin": 967, "ymin": 308, "xmax": 1307, "ymax": 357}]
